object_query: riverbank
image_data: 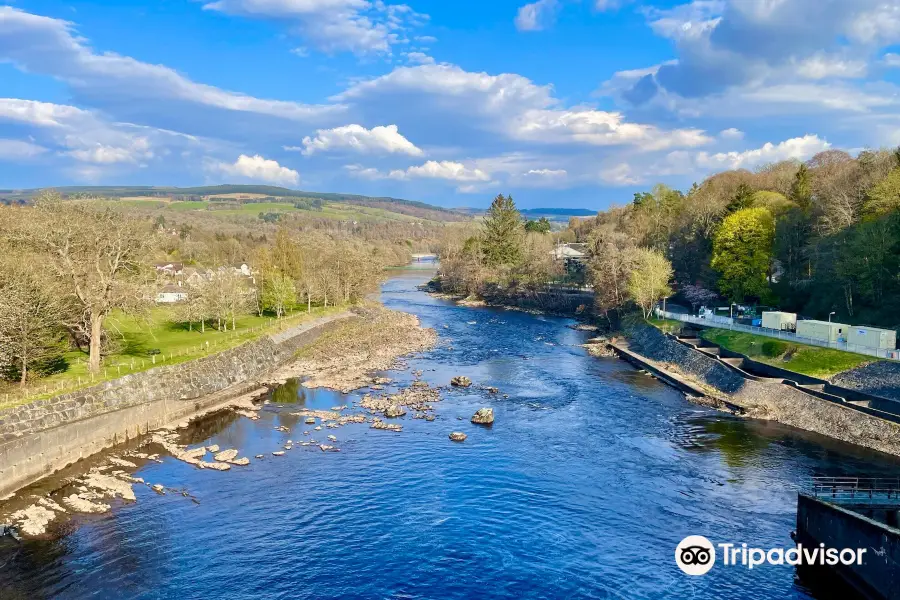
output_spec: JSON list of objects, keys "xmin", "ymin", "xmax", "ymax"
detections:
[
  {"xmin": 611, "ymin": 323, "xmax": 900, "ymax": 457},
  {"xmin": 0, "ymin": 305, "xmax": 440, "ymax": 537}
]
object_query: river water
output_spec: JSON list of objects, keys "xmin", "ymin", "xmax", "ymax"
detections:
[{"xmin": 3, "ymin": 268, "xmax": 900, "ymax": 600}]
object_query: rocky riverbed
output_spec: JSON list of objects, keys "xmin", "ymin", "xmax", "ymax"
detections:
[{"xmin": 268, "ymin": 305, "xmax": 438, "ymax": 392}]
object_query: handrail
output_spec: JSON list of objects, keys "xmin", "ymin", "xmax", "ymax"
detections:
[{"xmin": 808, "ymin": 476, "xmax": 900, "ymax": 505}]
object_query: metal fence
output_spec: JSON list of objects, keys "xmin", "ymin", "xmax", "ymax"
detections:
[
  {"xmin": 809, "ymin": 477, "xmax": 900, "ymax": 506},
  {"xmin": 654, "ymin": 308, "xmax": 900, "ymax": 362}
]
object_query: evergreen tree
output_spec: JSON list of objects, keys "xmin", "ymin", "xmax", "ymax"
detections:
[
  {"xmin": 790, "ymin": 164, "xmax": 812, "ymax": 211},
  {"xmin": 481, "ymin": 194, "xmax": 524, "ymax": 266}
]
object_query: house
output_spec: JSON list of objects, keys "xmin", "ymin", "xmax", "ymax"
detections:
[
  {"xmin": 154, "ymin": 262, "xmax": 184, "ymax": 276},
  {"xmin": 550, "ymin": 243, "xmax": 586, "ymax": 261},
  {"xmin": 156, "ymin": 284, "xmax": 188, "ymax": 304}
]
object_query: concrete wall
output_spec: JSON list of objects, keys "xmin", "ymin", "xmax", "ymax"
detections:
[
  {"xmin": 626, "ymin": 325, "xmax": 900, "ymax": 456},
  {"xmin": 797, "ymin": 494, "xmax": 900, "ymax": 599},
  {"xmin": 0, "ymin": 312, "xmax": 352, "ymax": 499}
]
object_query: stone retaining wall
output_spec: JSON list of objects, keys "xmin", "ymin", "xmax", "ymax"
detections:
[
  {"xmin": 626, "ymin": 324, "xmax": 900, "ymax": 457},
  {"xmin": 0, "ymin": 312, "xmax": 353, "ymax": 498}
]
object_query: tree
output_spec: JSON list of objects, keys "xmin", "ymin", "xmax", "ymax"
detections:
[
  {"xmin": 524, "ymin": 217, "xmax": 552, "ymax": 234},
  {"xmin": 627, "ymin": 248, "xmax": 674, "ymax": 319},
  {"xmin": 790, "ymin": 163, "xmax": 812, "ymax": 211},
  {"xmin": 10, "ymin": 194, "xmax": 154, "ymax": 373},
  {"xmin": 263, "ymin": 274, "xmax": 296, "ymax": 318},
  {"xmin": 864, "ymin": 167, "xmax": 900, "ymax": 218},
  {"xmin": 726, "ymin": 183, "xmax": 755, "ymax": 213},
  {"xmin": 587, "ymin": 229, "xmax": 636, "ymax": 326},
  {"xmin": 680, "ymin": 284, "xmax": 719, "ymax": 313},
  {"xmin": 711, "ymin": 207, "xmax": 775, "ymax": 303},
  {"xmin": 176, "ymin": 282, "xmax": 212, "ymax": 332},
  {"xmin": 481, "ymin": 194, "xmax": 524, "ymax": 266},
  {"xmin": 0, "ymin": 260, "xmax": 68, "ymax": 385}
]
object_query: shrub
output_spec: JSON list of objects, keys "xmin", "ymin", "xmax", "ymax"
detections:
[{"xmin": 761, "ymin": 339, "xmax": 790, "ymax": 358}]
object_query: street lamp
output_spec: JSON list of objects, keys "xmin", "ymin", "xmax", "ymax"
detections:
[{"xmin": 829, "ymin": 311, "xmax": 836, "ymax": 323}]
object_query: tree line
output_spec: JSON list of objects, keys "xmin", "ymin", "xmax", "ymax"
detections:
[{"xmin": 0, "ymin": 191, "xmax": 434, "ymax": 387}]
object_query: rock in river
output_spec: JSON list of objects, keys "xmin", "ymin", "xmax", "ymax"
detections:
[
  {"xmin": 471, "ymin": 408, "xmax": 494, "ymax": 425},
  {"xmin": 214, "ymin": 449, "xmax": 238, "ymax": 462},
  {"xmin": 451, "ymin": 376, "xmax": 472, "ymax": 388},
  {"xmin": 384, "ymin": 404, "xmax": 407, "ymax": 418},
  {"xmin": 449, "ymin": 432, "xmax": 467, "ymax": 442}
]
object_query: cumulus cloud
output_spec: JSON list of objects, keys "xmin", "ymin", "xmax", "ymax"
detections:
[
  {"xmin": 719, "ymin": 127, "xmax": 744, "ymax": 140},
  {"xmin": 515, "ymin": 0, "xmax": 559, "ymax": 32},
  {"xmin": 299, "ymin": 124, "xmax": 423, "ymax": 156},
  {"xmin": 389, "ymin": 160, "xmax": 490, "ymax": 182},
  {"xmin": 616, "ymin": 0, "xmax": 900, "ymax": 108},
  {"xmin": 692, "ymin": 134, "xmax": 830, "ymax": 170},
  {"xmin": 208, "ymin": 154, "xmax": 300, "ymax": 185},
  {"xmin": 337, "ymin": 63, "xmax": 712, "ymax": 151},
  {"xmin": 200, "ymin": 0, "xmax": 428, "ymax": 55}
]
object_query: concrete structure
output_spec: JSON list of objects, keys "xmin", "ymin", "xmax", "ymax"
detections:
[
  {"xmin": 848, "ymin": 326, "xmax": 898, "ymax": 351},
  {"xmin": 761, "ymin": 311, "xmax": 797, "ymax": 331},
  {"xmin": 797, "ymin": 319, "xmax": 849, "ymax": 344},
  {"xmin": 550, "ymin": 243, "xmax": 586, "ymax": 261},
  {"xmin": 0, "ymin": 312, "xmax": 352, "ymax": 499},
  {"xmin": 796, "ymin": 493, "xmax": 900, "ymax": 599}
]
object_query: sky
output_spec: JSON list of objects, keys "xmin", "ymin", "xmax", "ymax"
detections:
[{"xmin": 1, "ymin": 1, "xmax": 900, "ymax": 209}]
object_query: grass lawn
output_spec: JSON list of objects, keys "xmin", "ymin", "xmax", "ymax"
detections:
[
  {"xmin": 699, "ymin": 329, "xmax": 875, "ymax": 379},
  {"xmin": 647, "ymin": 317, "xmax": 685, "ymax": 334},
  {"xmin": 0, "ymin": 303, "xmax": 345, "ymax": 410},
  {"xmin": 125, "ymin": 199, "xmax": 433, "ymax": 223}
]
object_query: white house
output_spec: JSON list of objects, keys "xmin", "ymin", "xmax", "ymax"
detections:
[{"xmin": 155, "ymin": 284, "xmax": 188, "ymax": 303}]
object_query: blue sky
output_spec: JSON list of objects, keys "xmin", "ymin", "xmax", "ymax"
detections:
[{"xmin": 2, "ymin": 1, "xmax": 900, "ymax": 209}]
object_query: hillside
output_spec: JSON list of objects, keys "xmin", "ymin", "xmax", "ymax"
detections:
[{"xmin": 0, "ymin": 185, "xmax": 466, "ymax": 223}]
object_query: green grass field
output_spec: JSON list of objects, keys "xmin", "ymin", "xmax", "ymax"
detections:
[
  {"xmin": 0, "ymin": 303, "xmax": 344, "ymax": 409},
  {"xmin": 646, "ymin": 317, "xmax": 684, "ymax": 334},
  {"xmin": 699, "ymin": 329, "xmax": 874, "ymax": 378},
  {"xmin": 120, "ymin": 199, "xmax": 431, "ymax": 223}
]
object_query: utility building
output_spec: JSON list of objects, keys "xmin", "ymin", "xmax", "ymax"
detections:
[
  {"xmin": 796, "ymin": 320, "xmax": 849, "ymax": 344},
  {"xmin": 761, "ymin": 311, "xmax": 797, "ymax": 331},
  {"xmin": 847, "ymin": 326, "xmax": 897, "ymax": 350}
]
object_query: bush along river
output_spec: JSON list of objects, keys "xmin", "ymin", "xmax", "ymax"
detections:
[{"xmin": 3, "ymin": 266, "xmax": 900, "ymax": 600}]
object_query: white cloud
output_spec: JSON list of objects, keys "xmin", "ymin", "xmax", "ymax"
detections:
[
  {"xmin": 515, "ymin": 0, "xmax": 559, "ymax": 32},
  {"xmin": 0, "ymin": 7, "xmax": 341, "ymax": 127},
  {"xmin": 884, "ymin": 52, "xmax": 900, "ymax": 67},
  {"xmin": 0, "ymin": 98, "xmax": 205, "ymax": 169},
  {"xmin": 338, "ymin": 63, "xmax": 712, "ymax": 151},
  {"xmin": 794, "ymin": 53, "xmax": 867, "ymax": 80},
  {"xmin": 692, "ymin": 134, "xmax": 830, "ymax": 170},
  {"xmin": 200, "ymin": 0, "xmax": 427, "ymax": 55},
  {"xmin": 719, "ymin": 127, "xmax": 744, "ymax": 140},
  {"xmin": 0, "ymin": 139, "xmax": 47, "ymax": 161},
  {"xmin": 599, "ymin": 163, "xmax": 641, "ymax": 186},
  {"xmin": 300, "ymin": 124, "xmax": 423, "ymax": 156},
  {"xmin": 207, "ymin": 154, "xmax": 300, "ymax": 185},
  {"xmin": 389, "ymin": 160, "xmax": 491, "ymax": 182},
  {"xmin": 405, "ymin": 51, "xmax": 434, "ymax": 65}
]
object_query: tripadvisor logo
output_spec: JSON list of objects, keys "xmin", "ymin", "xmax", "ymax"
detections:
[
  {"xmin": 675, "ymin": 535, "xmax": 868, "ymax": 576},
  {"xmin": 676, "ymin": 535, "xmax": 715, "ymax": 576}
]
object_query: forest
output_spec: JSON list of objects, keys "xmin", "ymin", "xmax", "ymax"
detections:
[{"xmin": 437, "ymin": 149, "xmax": 900, "ymax": 331}]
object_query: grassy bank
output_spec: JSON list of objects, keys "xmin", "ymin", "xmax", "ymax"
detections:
[
  {"xmin": 0, "ymin": 304, "xmax": 344, "ymax": 410},
  {"xmin": 698, "ymin": 329, "xmax": 874, "ymax": 379}
]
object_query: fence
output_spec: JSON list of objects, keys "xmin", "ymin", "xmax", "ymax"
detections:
[
  {"xmin": 655, "ymin": 308, "xmax": 900, "ymax": 362},
  {"xmin": 808, "ymin": 476, "xmax": 900, "ymax": 507}
]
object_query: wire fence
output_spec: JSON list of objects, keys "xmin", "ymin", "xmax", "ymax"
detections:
[{"xmin": 654, "ymin": 308, "xmax": 900, "ymax": 362}]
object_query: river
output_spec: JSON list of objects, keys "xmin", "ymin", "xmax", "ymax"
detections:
[{"xmin": 2, "ymin": 267, "xmax": 900, "ymax": 599}]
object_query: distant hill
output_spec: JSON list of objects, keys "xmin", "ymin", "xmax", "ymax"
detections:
[
  {"xmin": 521, "ymin": 208, "xmax": 597, "ymax": 217},
  {"xmin": 0, "ymin": 185, "xmax": 467, "ymax": 223}
]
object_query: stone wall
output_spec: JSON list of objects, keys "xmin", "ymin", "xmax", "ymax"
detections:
[
  {"xmin": 626, "ymin": 324, "xmax": 900, "ymax": 457},
  {"xmin": 0, "ymin": 312, "xmax": 353, "ymax": 498}
]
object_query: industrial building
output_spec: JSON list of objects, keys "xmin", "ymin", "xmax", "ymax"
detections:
[
  {"xmin": 761, "ymin": 311, "xmax": 797, "ymax": 331},
  {"xmin": 796, "ymin": 320, "xmax": 849, "ymax": 344},
  {"xmin": 847, "ymin": 326, "xmax": 897, "ymax": 350}
]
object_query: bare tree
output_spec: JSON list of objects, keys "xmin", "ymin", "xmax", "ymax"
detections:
[
  {"xmin": 0, "ymin": 260, "xmax": 69, "ymax": 386},
  {"xmin": 628, "ymin": 248, "xmax": 674, "ymax": 319},
  {"xmin": 8, "ymin": 194, "xmax": 154, "ymax": 373}
]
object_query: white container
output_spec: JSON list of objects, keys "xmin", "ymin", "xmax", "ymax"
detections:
[
  {"xmin": 762, "ymin": 311, "xmax": 797, "ymax": 331},
  {"xmin": 847, "ymin": 326, "xmax": 897, "ymax": 350},
  {"xmin": 796, "ymin": 320, "xmax": 849, "ymax": 344}
]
